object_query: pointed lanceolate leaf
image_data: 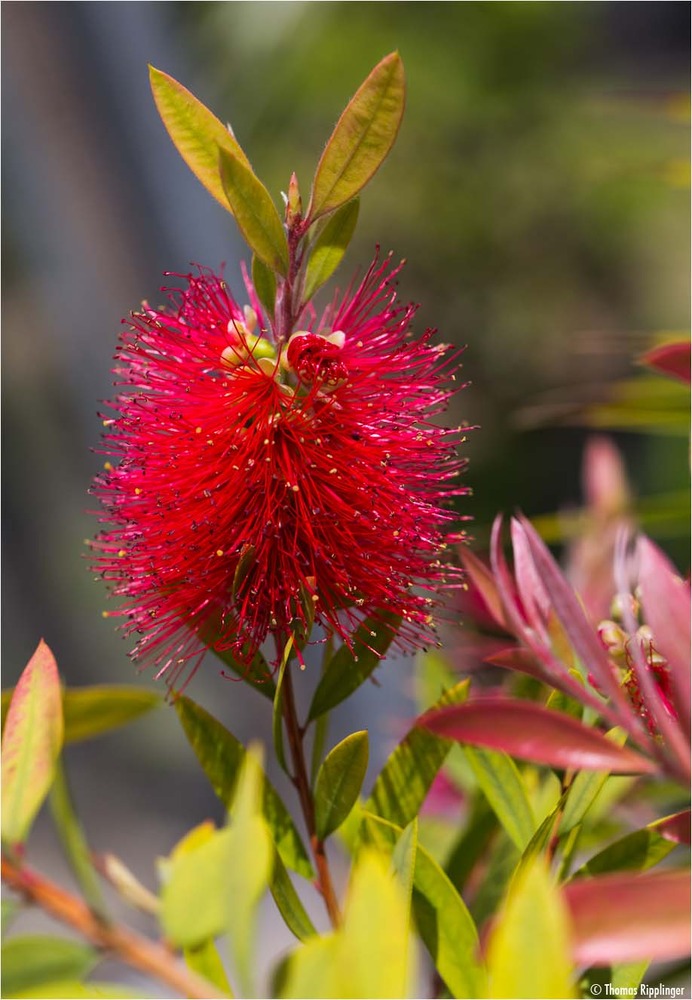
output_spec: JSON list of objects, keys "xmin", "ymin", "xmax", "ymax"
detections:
[
  {"xmin": 422, "ymin": 697, "xmax": 656, "ymax": 774},
  {"xmin": 251, "ymin": 255, "xmax": 277, "ymax": 322},
  {"xmin": 2, "ymin": 641, "xmax": 64, "ymax": 846},
  {"xmin": 314, "ymin": 731, "xmax": 369, "ymax": 840},
  {"xmin": 308, "ymin": 53, "xmax": 405, "ymax": 222},
  {"xmin": 270, "ymin": 850, "xmax": 317, "ymax": 942},
  {"xmin": 174, "ymin": 696, "xmax": 313, "ymax": 878},
  {"xmin": 564, "ymin": 869, "xmax": 691, "ymax": 965},
  {"xmin": 639, "ymin": 340, "xmax": 691, "ymax": 384},
  {"xmin": 219, "ymin": 148, "xmax": 289, "ymax": 275},
  {"xmin": 1, "ymin": 936, "xmax": 97, "ymax": 998},
  {"xmin": 464, "ymin": 747, "xmax": 535, "ymax": 851},
  {"xmin": 307, "ymin": 610, "xmax": 401, "ymax": 722},
  {"xmin": 2, "ymin": 686, "xmax": 162, "ymax": 743},
  {"xmin": 149, "ymin": 66, "xmax": 252, "ymax": 213},
  {"xmin": 302, "ymin": 199, "xmax": 360, "ymax": 305},
  {"xmin": 574, "ymin": 825, "xmax": 676, "ymax": 878}
]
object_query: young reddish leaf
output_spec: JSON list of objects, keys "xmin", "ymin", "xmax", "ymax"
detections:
[
  {"xmin": 149, "ymin": 65, "xmax": 252, "ymax": 213},
  {"xmin": 564, "ymin": 869, "xmax": 691, "ymax": 965},
  {"xmin": 219, "ymin": 148, "xmax": 289, "ymax": 276},
  {"xmin": 421, "ymin": 697, "xmax": 656, "ymax": 774},
  {"xmin": 458, "ymin": 546, "xmax": 508, "ymax": 630},
  {"xmin": 301, "ymin": 198, "xmax": 360, "ymax": 305},
  {"xmin": 652, "ymin": 809, "xmax": 691, "ymax": 845},
  {"xmin": 307, "ymin": 53, "xmax": 405, "ymax": 222},
  {"xmin": 1, "ymin": 641, "xmax": 64, "ymax": 847},
  {"xmin": 639, "ymin": 340, "xmax": 691, "ymax": 384}
]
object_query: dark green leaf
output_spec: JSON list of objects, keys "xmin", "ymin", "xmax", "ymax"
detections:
[
  {"xmin": 366, "ymin": 679, "xmax": 469, "ymax": 827},
  {"xmin": 445, "ymin": 796, "xmax": 497, "ymax": 891},
  {"xmin": 308, "ymin": 53, "xmax": 405, "ymax": 221},
  {"xmin": 175, "ymin": 696, "xmax": 313, "ymax": 878},
  {"xmin": 149, "ymin": 65, "xmax": 252, "ymax": 213},
  {"xmin": 307, "ymin": 610, "xmax": 402, "ymax": 722},
  {"xmin": 574, "ymin": 826, "xmax": 677, "ymax": 878},
  {"xmin": 464, "ymin": 747, "xmax": 535, "ymax": 851},
  {"xmin": 2, "ymin": 641, "xmax": 63, "ymax": 847},
  {"xmin": 271, "ymin": 638, "xmax": 293, "ymax": 776},
  {"xmin": 314, "ymin": 731, "xmax": 369, "ymax": 840},
  {"xmin": 219, "ymin": 149, "xmax": 289, "ymax": 275},
  {"xmin": 1, "ymin": 936, "xmax": 97, "ymax": 997},
  {"xmin": 270, "ymin": 850, "xmax": 317, "ymax": 942},
  {"xmin": 301, "ymin": 199, "xmax": 360, "ymax": 305},
  {"xmin": 251, "ymin": 255, "xmax": 277, "ymax": 321}
]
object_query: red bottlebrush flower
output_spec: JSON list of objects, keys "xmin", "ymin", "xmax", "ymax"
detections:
[{"xmin": 91, "ymin": 254, "xmax": 468, "ymax": 685}]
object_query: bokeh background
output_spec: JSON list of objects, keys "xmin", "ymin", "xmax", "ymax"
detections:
[{"xmin": 2, "ymin": 1, "xmax": 689, "ymax": 991}]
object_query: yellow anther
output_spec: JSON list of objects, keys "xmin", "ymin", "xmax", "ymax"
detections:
[
  {"xmin": 134, "ymin": 487, "xmax": 142, "ymax": 495},
  {"xmin": 216, "ymin": 549, "xmax": 224, "ymax": 557},
  {"xmin": 104, "ymin": 461, "xmax": 113, "ymax": 471}
]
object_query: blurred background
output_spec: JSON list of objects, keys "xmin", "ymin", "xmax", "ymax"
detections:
[{"xmin": 2, "ymin": 1, "xmax": 689, "ymax": 989}]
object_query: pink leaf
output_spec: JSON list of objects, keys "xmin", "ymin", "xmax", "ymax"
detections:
[
  {"xmin": 564, "ymin": 869, "xmax": 691, "ymax": 965},
  {"xmin": 639, "ymin": 341, "xmax": 691, "ymax": 384},
  {"xmin": 652, "ymin": 809, "xmax": 691, "ymax": 845},
  {"xmin": 421, "ymin": 697, "xmax": 656, "ymax": 774},
  {"xmin": 458, "ymin": 546, "xmax": 508, "ymax": 631}
]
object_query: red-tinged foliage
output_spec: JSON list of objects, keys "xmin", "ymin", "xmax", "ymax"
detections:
[
  {"xmin": 564, "ymin": 869, "xmax": 691, "ymax": 966},
  {"xmin": 421, "ymin": 696, "xmax": 656, "ymax": 774},
  {"xmin": 90, "ymin": 256, "xmax": 469, "ymax": 684},
  {"xmin": 639, "ymin": 340, "xmax": 691, "ymax": 384}
]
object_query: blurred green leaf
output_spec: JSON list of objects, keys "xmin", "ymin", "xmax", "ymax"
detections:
[
  {"xmin": 280, "ymin": 934, "xmax": 339, "ymax": 999},
  {"xmin": 49, "ymin": 758, "xmax": 106, "ymax": 918},
  {"xmin": 573, "ymin": 826, "xmax": 677, "ymax": 877},
  {"xmin": 308, "ymin": 52, "xmax": 405, "ymax": 221},
  {"xmin": 366, "ymin": 679, "xmax": 470, "ymax": 828},
  {"xmin": 12, "ymin": 984, "xmax": 146, "ymax": 999},
  {"xmin": 585, "ymin": 376, "xmax": 690, "ymax": 436},
  {"xmin": 315, "ymin": 731, "xmax": 369, "ymax": 840},
  {"xmin": 464, "ymin": 747, "xmax": 535, "ymax": 851},
  {"xmin": 251, "ymin": 255, "xmax": 277, "ymax": 321},
  {"xmin": 391, "ymin": 819, "xmax": 417, "ymax": 912},
  {"xmin": 611, "ymin": 960, "xmax": 650, "ymax": 992},
  {"xmin": 486, "ymin": 860, "xmax": 575, "ymax": 999},
  {"xmin": 302, "ymin": 199, "xmax": 360, "ymax": 304},
  {"xmin": 219, "ymin": 148, "xmax": 289, "ymax": 275},
  {"xmin": 1, "ymin": 899, "xmax": 20, "ymax": 938},
  {"xmin": 183, "ymin": 941, "xmax": 233, "ymax": 997},
  {"xmin": 559, "ymin": 729, "xmax": 627, "ymax": 835},
  {"xmin": 149, "ymin": 65, "xmax": 252, "ymax": 213},
  {"xmin": 270, "ymin": 850, "xmax": 317, "ymax": 942},
  {"xmin": 2, "ymin": 641, "xmax": 63, "ymax": 847},
  {"xmin": 2, "ymin": 686, "xmax": 162, "ymax": 744},
  {"xmin": 1, "ymin": 937, "xmax": 97, "ymax": 998},
  {"xmin": 362, "ymin": 813, "xmax": 483, "ymax": 1000},
  {"xmin": 307, "ymin": 610, "xmax": 401, "ymax": 722},
  {"xmin": 271, "ymin": 639, "xmax": 293, "ymax": 776},
  {"xmin": 175, "ymin": 696, "xmax": 313, "ymax": 878},
  {"xmin": 445, "ymin": 796, "xmax": 498, "ymax": 891}
]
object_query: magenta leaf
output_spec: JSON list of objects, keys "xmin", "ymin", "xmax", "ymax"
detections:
[
  {"xmin": 639, "ymin": 341, "xmax": 691, "ymax": 384},
  {"xmin": 651, "ymin": 809, "xmax": 691, "ymax": 846},
  {"xmin": 458, "ymin": 546, "xmax": 508, "ymax": 630},
  {"xmin": 421, "ymin": 697, "xmax": 656, "ymax": 774},
  {"xmin": 564, "ymin": 869, "xmax": 691, "ymax": 965}
]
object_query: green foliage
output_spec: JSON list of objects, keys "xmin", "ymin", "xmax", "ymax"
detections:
[
  {"xmin": 574, "ymin": 825, "xmax": 677, "ymax": 877},
  {"xmin": 1, "ymin": 937, "xmax": 97, "ymax": 998},
  {"xmin": 1, "ymin": 641, "xmax": 63, "ymax": 847},
  {"xmin": 251, "ymin": 255, "xmax": 278, "ymax": 320},
  {"xmin": 464, "ymin": 747, "xmax": 535, "ymax": 851},
  {"xmin": 2, "ymin": 686, "xmax": 162, "ymax": 743},
  {"xmin": 219, "ymin": 149, "xmax": 289, "ymax": 275},
  {"xmin": 315, "ymin": 731, "xmax": 369, "ymax": 840},
  {"xmin": 183, "ymin": 941, "xmax": 234, "ymax": 997},
  {"xmin": 49, "ymin": 759, "xmax": 106, "ymax": 918},
  {"xmin": 301, "ymin": 199, "xmax": 360, "ymax": 304},
  {"xmin": 269, "ymin": 851, "xmax": 318, "ymax": 942}
]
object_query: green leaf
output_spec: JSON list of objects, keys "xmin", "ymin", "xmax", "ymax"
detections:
[
  {"xmin": 149, "ymin": 65, "xmax": 252, "ymax": 213},
  {"xmin": 366, "ymin": 679, "xmax": 470, "ymax": 828},
  {"xmin": 271, "ymin": 638, "xmax": 294, "ymax": 776},
  {"xmin": 12, "ymin": 982, "xmax": 146, "ymax": 999},
  {"xmin": 559, "ymin": 728, "xmax": 628, "ymax": 835},
  {"xmin": 464, "ymin": 747, "xmax": 535, "ymax": 851},
  {"xmin": 486, "ymin": 860, "xmax": 575, "ymax": 999},
  {"xmin": 445, "ymin": 795, "xmax": 498, "ymax": 891},
  {"xmin": 611, "ymin": 960, "xmax": 650, "ymax": 992},
  {"xmin": 1, "ymin": 899, "xmax": 20, "ymax": 937},
  {"xmin": 2, "ymin": 641, "xmax": 64, "ymax": 847},
  {"xmin": 573, "ymin": 826, "xmax": 677, "ymax": 878},
  {"xmin": 361, "ymin": 813, "xmax": 483, "ymax": 1000},
  {"xmin": 270, "ymin": 850, "xmax": 317, "ymax": 942},
  {"xmin": 219, "ymin": 148, "xmax": 289, "ymax": 275},
  {"xmin": 307, "ymin": 610, "xmax": 402, "ymax": 722},
  {"xmin": 391, "ymin": 819, "xmax": 417, "ymax": 913},
  {"xmin": 308, "ymin": 53, "xmax": 405, "ymax": 221},
  {"xmin": 183, "ymin": 941, "xmax": 233, "ymax": 997},
  {"xmin": 49, "ymin": 758, "xmax": 107, "ymax": 918},
  {"xmin": 251, "ymin": 255, "xmax": 277, "ymax": 321},
  {"xmin": 1, "ymin": 936, "xmax": 97, "ymax": 997},
  {"xmin": 301, "ymin": 199, "xmax": 360, "ymax": 305},
  {"xmin": 314, "ymin": 731, "xmax": 369, "ymax": 840},
  {"xmin": 175, "ymin": 696, "xmax": 313, "ymax": 878},
  {"xmin": 2, "ymin": 686, "xmax": 162, "ymax": 743}
]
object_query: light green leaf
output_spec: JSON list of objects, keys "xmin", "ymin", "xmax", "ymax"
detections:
[
  {"xmin": 573, "ymin": 826, "xmax": 677, "ymax": 878},
  {"xmin": 486, "ymin": 860, "xmax": 575, "ymax": 999},
  {"xmin": 361, "ymin": 813, "xmax": 483, "ymax": 1000},
  {"xmin": 301, "ymin": 199, "xmax": 360, "ymax": 304},
  {"xmin": 444, "ymin": 796, "xmax": 497, "ymax": 891},
  {"xmin": 464, "ymin": 747, "xmax": 535, "ymax": 851},
  {"xmin": 280, "ymin": 934, "xmax": 339, "ymax": 999},
  {"xmin": 366, "ymin": 679, "xmax": 470, "ymax": 828},
  {"xmin": 49, "ymin": 758, "xmax": 106, "ymax": 918},
  {"xmin": 307, "ymin": 610, "xmax": 402, "ymax": 722},
  {"xmin": 219, "ymin": 148, "xmax": 289, "ymax": 275},
  {"xmin": 1, "ymin": 936, "xmax": 97, "ymax": 997},
  {"xmin": 611, "ymin": 960, "xmax": 650, "ymax": 992},
  {"xmin": 391, "ymin": 819, "xmax": 417, "ymax": 913},
  {"xmin": 2, "ymin": 686, "xmax": 162, "ymax": 744},
  {"xmin": 251, "ymin": 255, "xmax": 277, "ymax": 321},
  {"xmin": 315, "ymin": 731, "xmax": 369, "ymax": 840},
  {"xmin": 183, "ymin": 941, "xmax": 233, "ymax": 997},
  {"xmin": 175, "ymin": 695, "xmax": 313, "ymax": 878},
  {"xmin": 149, "ymin": 65, "xmax": 252, "ymax": 213},
  {"xmin": 308, "ymin": 53, "xmax": 405, "ymax": 221},
  {"xmin": 2, "ymin": 641, "xmax": 64, "ymax": 847},
  {"xmin": 270, "ymin": 850, "xmax": 317, "ymax": 942},
  {"xmin": 2, "ymin": 899, "xmax": 20, "ymax": 937},
  {"xmin": 559, "ymin": 729, "xmax": 627, "ymax": 834},
  {"xmin": 13, "ymin": 982, "xmax": 146, "ymax": 999}
]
